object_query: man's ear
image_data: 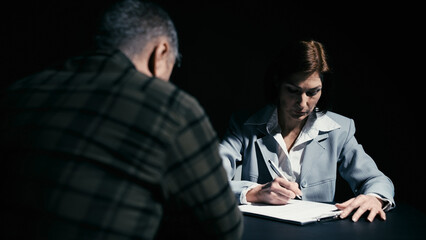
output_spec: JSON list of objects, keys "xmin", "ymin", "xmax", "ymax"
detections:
[
  {"xmin": 147, "ymin": 39, "xmax": 174, "ymax": 81},
  {"xmin": 147, "ymin": 48, "xmax": 156, "ymax": 75}
]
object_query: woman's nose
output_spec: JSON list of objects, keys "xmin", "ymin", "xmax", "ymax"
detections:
[{"xmin": 296, "ymin": 93, "xmax": 308, "ymax": 108}]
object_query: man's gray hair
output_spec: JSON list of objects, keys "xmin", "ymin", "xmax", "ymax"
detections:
[{"xmin": 96, "ymin": 0, "xmax": 180, "ymax": 62}]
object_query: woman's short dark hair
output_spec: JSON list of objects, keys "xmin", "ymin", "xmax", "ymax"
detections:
[{"xmin": 264, "ymin": 39, "xmax": 332, "ymax": 112}]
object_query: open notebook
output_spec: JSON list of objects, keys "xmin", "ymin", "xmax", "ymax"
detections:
[{"xmin": 239, "ymin": 199, "xmax": 342, "ymax": 225}]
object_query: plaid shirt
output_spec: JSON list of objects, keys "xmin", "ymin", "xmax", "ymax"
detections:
[{"xmin": 1, "ymin": 49, "xmax": 243, "ymax": 239}]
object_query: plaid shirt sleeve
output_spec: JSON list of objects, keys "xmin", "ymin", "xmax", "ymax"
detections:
[{"xmin": 157, "ymin": 88, "xmax": 243, "ymax": 239}]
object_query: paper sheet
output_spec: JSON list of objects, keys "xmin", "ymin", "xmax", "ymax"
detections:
[{"xmin": 239, "ymin": 199, "xmax": 342, "ymax": 225}]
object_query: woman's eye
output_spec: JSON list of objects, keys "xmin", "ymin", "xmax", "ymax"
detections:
[
  {"xmin": 286, "ymin": 87, "xmax": 299, "ymax": 94},
  {"xmin": 306, "ymin": 89, "xmax": 321, "ymax": 97}
]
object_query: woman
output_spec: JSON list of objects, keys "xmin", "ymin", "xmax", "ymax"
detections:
[{"xmin": 219, "ymin": 40, "xmax": 395, "ymax": 222}]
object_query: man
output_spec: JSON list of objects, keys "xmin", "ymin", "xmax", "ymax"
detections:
[{"xmin": 0, "ymin": 1, "xmax": 243, "ymax": 239}]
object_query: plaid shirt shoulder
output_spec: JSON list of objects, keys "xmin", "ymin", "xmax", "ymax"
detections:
[{"xmin": 1, "ymin": 49, "xmax": 242, "ymax": 240}]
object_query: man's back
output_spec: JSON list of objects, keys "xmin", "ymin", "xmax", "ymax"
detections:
[{"xmin": 1, "ymin": 49, "xmax": 242, "ymax": 239}]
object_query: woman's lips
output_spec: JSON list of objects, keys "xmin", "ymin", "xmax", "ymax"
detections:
[
  {"xmin": 292, "ymin": 110, "xmax": 309, "ymax": 117},
  {"xmin": 294, "ymin": 110, "xmax": 308, "ymax": 115}
]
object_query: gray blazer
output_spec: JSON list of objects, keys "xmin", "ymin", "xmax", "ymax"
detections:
[{"xmin": 219, "ymin": 105, "xmax": 395, "ymax": 205}]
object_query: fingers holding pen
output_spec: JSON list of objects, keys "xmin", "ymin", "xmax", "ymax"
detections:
[
  {"xmin": 260, "ymin": 179, "xmax": 295, "ymax": 204},
  {"xmin": 267, "ymin": 160, "xmax": 302, "ymax": 199},
  {"xmin": 246, "ymin": 178, "xmax": 302, "ymax": 205},
  {"xmin": 276, "ymin": 177, "xmax": 303, "ymax": 198}
]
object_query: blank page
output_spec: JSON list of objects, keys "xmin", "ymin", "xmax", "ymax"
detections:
[{"xmin": 239, "ymin": 199, "xmax": 342, "ymax": 225}]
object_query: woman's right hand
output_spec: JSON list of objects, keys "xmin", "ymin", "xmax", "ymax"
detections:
[{"xmin": 246, "ymin": 177, "xmax": 302, "ymax": 204}]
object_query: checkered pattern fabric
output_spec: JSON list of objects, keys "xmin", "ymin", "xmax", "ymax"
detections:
[{"xmin": 1, "ymin": 49, "xmax": 242, "ymax": 239}]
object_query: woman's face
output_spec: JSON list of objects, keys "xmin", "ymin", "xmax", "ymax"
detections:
[{"xmin": 278, "ymin": 71, "xmax": 322, "ymax": 121}]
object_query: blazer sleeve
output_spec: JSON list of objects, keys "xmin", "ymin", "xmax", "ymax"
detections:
[
  {"xmin": 219, "ymin": 113, "xmax": 258, "ymax": 203},
  {"xmin": 337, "ymin": 118, "xmax": 395, "ymax": 208}
]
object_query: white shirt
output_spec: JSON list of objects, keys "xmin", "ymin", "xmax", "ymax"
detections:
[{"xmin": 267, "ymin": 109, "xmax": 340, "ymax": 182}]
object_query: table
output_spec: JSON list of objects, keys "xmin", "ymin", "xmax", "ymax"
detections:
[{"xmin": 242, "ymin": 203, "xmax": 426, "ymax": 240}]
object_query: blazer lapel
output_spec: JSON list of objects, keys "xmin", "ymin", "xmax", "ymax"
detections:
[
  {"xmin": 256, "ymin": 136, "xmax": 279, "ymax": 179},
  {"xmin": 256, "ymin": 135, "xmax": 294, "ymax": 181},
  {"xmin": 300, "ymin": 113, "xmax": 340, "ymax": 182},
  {"xmin": 300, "ymin": 133, "xmax": 328, "ymax": 183}
]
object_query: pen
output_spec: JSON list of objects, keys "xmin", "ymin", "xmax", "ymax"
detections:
[
  {"xmin": 316, "ymin": 214, "xmax": 341, "ymax": 222},
  {"xmin": 268, "ymin": 159, "xmax": 302, "ymax": 200},
  {"xmin": 316, "ymin": 209, "xmax": 342, "ymax": 222}
]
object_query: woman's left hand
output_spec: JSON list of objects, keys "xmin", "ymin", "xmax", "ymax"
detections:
[{"xmin": 336, "ymin": 194, "xmax": 386, "ymax": 222}]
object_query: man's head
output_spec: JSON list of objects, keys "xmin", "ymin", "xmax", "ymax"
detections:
[{"xmin": 95, "ymin": 0, "xmax": 180, "ymax": 81}]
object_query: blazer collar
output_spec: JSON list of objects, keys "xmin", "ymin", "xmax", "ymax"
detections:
[
  {"xmin": 244, "ymin": 105, "xmax": 341, "ymax": 139},
  {"xmin": 297, "ymin": 112, "xmax": 341, "ymax": 145},
  {"xmin": 244, "ymin": 104, "xmax": 276, "ymax": 136}
]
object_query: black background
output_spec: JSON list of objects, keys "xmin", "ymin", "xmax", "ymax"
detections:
[{"xmin": 2, "ymin": 1, "xmax": 424, "ymax": 213}]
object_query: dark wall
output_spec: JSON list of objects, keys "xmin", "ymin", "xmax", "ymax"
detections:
[{"xmin": 3, "ymin": 1, "xmax": 424, "ymax": 212}]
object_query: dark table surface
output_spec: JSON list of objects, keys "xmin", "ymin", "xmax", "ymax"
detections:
[{"xmin": 242, "ymin": 202, "xmax": 426, "ymax": 240}]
